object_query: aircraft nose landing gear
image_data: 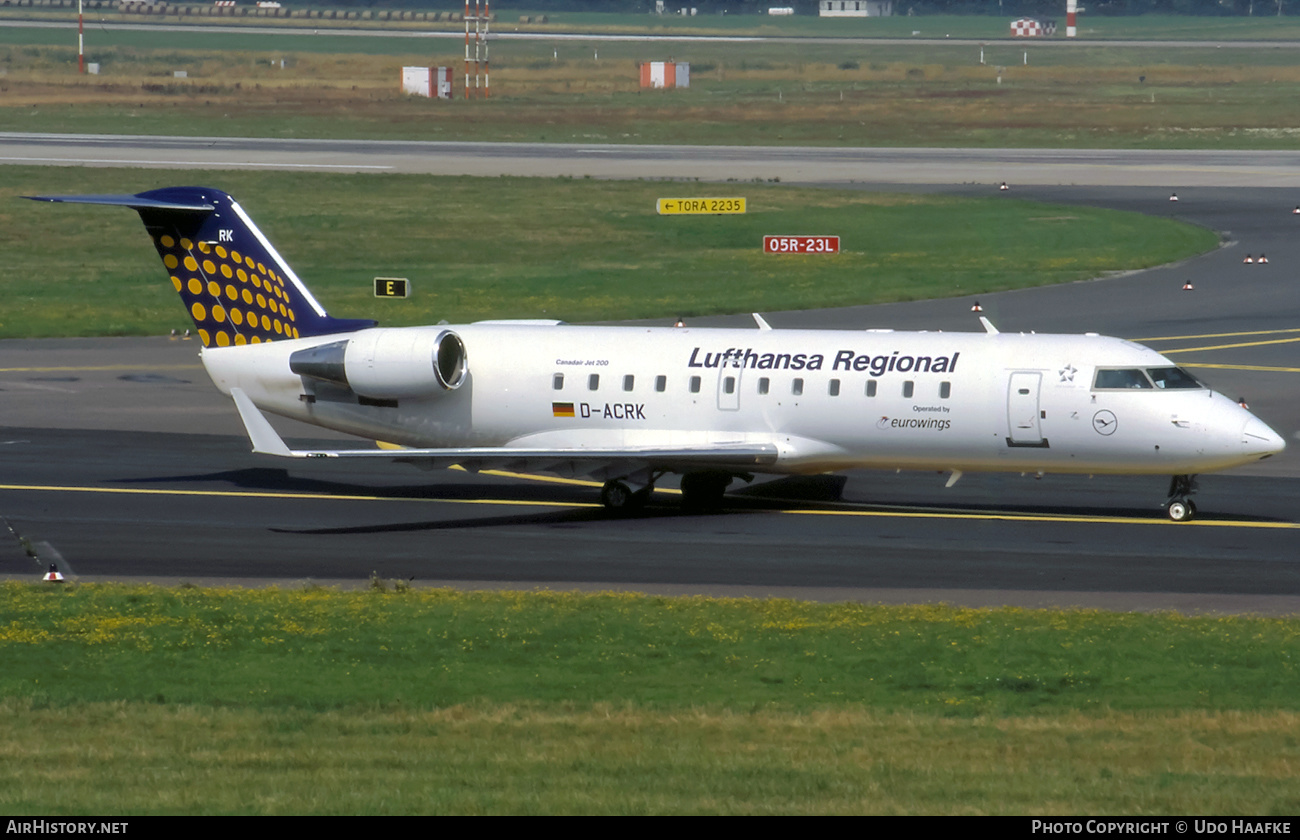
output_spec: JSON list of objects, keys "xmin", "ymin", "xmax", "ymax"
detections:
[{"xmin": 1165, "ymin": 474, "xmax": 1199, "ymax": 522}]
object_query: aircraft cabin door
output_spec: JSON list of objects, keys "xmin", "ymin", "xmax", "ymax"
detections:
[
  {"xmin": 717, "ymin": 364, "xmax": 741, "ymax": 411},
  {"xmin": 1006, "ymin": 371, "xmax": 1047, "ymax": 447}
]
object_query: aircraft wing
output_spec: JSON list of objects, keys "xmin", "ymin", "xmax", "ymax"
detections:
[{"xmin": 231, "ymin": 388, "xmax": 779, "ymax": 479}]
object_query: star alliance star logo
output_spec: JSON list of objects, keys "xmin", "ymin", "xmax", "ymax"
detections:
[{"xmin": 1059, "ymin": 363, "xmax": 1077, "ymax": 382}]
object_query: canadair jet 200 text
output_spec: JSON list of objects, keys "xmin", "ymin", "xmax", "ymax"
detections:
[{"xmin": 29, "ymin": 187, "xmax": 1285, "ymax": 521}]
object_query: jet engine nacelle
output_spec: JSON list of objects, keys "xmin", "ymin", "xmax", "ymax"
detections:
[{"xmin": 289, "ymin": 328, "xmax": 467, "ymax": 400}]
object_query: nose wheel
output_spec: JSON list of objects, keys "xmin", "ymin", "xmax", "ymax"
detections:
[{"xmin": 1165, "ymin": 474, "xmax": 1199, "ymax": 522}]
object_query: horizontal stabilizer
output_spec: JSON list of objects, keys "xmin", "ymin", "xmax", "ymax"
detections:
[{"xmin": 25, "ymin": 194, "xmax": 215, "ymax": 212}]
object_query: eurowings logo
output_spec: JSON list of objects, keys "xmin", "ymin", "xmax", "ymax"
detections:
[{"xmin": 877, "ymin": 416, "xmax": 952, "ymax": 432}]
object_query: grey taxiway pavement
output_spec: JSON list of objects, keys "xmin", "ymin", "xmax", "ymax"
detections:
[
  {"xmin": 3, "ymin": 137, "xmax": 1299, "ymax": 612},
  {"xmin": 7, "ymin": 132, "xmax": 1300, "ymax": 187},
  {"xmin": 10, "ymin": 19, "xmax": 1300, "ymax": 49}
]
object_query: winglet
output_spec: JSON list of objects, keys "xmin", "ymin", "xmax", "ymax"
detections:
[
  {"xmin": 752, "ymin": 313, "xmax": 773, "ymax": 331},
  {"xmin": 230, "ymin": 387, "xmax": 295, "ymax": 457},
  {"xmin": 979, "ymin": 316, "xmax": 999, "ymax": 335}
]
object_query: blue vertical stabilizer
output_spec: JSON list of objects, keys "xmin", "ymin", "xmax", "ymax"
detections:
[{"xmin": 27, "ymin": 186, "xmax": 376, "ymax": 347}]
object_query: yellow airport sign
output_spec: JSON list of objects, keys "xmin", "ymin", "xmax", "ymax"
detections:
[
  {"xmin": 657, "ymin": 197, "xmax": 746, "ymax": 215},
  {"xmin": 374, "ymin": 277, "xmax": 410, "ymax": 298}
]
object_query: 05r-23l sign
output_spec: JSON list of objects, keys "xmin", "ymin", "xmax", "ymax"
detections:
[{"xmin": 764, "ymin": 236, "xmax": 840, "ymax": 254}]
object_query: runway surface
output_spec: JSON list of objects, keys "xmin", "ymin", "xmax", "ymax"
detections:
[
  {"xmin": 3, "ymin": 140, "xmax": 1299, "ymax": 612},
  {"xmin": 8, "ymin": 19, "xmax": 1300, "ymax": 49},
  {"xmin": 7, "ymin": 132, "xmax": 1300, "ymax": 187}
]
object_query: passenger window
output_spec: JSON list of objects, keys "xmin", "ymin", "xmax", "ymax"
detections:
[
  {"xmin": 792, "ymin": 378, "xmax": 804, "ymax": 396},
  {"xmin": 1094, "ymin": 369, "xmax": 1152, "ymax": 390},
  {"xmin": 939, "ymin": 381, "xmax": 951, "ymax": 399},
  {"xmin": 553, "ymin": 373, "xmax": 564, "ymax": 391},
  {"xmin": 655, "ymin": 375, "xmax": 666, "ymax": 393},
  {"xmin": 588, "ymin": 374, "xmax": 600, "ymax": 391},
  {"xmin": 623, "ymin": 375, "xmax": 634, "ymax": 392},
  {"xmin": 865, "ymin": 380, "xmax": 877, "ymax": 397},
  {"xmin": 903, "ymin": 381, "xmax": 914, "ymax": 398},
  {"xmin": 758, "ymin": 377, "xmax": 770, "ymax": 395},
  {"xmin": 723, "ymin": 376, "xmax": 735, "ymax": 395},
  {"xmin": 689, "ymin": 376, "xmax": 701, "ymax": 394},
  {"xmin": 828, "ymin": 379, "xmax": 840, "ymax": 396}
]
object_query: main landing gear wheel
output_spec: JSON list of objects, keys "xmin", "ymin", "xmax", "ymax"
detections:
[{"xmin": 600, "ymin": 480, "xmax": 650, "ymax": 514}]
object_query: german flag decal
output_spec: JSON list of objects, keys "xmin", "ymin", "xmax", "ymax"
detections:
[{"xmin": 552, "ymin": 402, "xmax": 576, "ymax": 418}]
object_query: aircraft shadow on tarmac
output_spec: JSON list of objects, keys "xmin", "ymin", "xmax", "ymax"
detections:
[
  {"xmin": 110, "ymin": 468, "xmax": 1288, "ymax": 533},
  {"xmin": 114, "ymin": 466, "xmax": 591, "ymax": 503}
]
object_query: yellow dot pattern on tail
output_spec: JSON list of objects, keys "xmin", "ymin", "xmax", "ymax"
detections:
[
  {"xmin": 25, "ymin": 186, "xmax": 377, "ymax": 343},
  {"xmin": 154, "ymin": 234, "xmax": 301, "ymax": 348}
]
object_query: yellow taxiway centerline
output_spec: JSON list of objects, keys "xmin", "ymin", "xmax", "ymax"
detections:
[
  {"xmin": 1158, "ymin": 337, "xmax": 1300, "ymax": 354},
  {"xmin": 0, "ymin": 364, "xmax": 202, "ymax": 373},
  {"xmin": 780, "ymin": 507, "xmax": 1300, "ymax": 529},
  {"xmin": 0, "ymin": 483, "xmax": 599, "ymax": 509},
  {"xmin": 1132, "ymin": 327, "xmax": 1300, "ymax": 343},
  {"xmin": 449, "ymin": 465, "xmax": 684, "ymax": 495},
  {"xmin": 1, "ymin": 483, "xmax": 1295, "ymax": 529},
  {"xmin": 1179, "ymin": 363, "xmax": 1300, "ymax": 373}
]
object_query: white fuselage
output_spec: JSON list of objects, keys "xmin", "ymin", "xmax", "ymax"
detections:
[{"xmin": 199, "ymin": 323, "xmax": 1284, "ymax": 477}]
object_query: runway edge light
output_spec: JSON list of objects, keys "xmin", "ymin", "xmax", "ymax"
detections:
[{"xmin": 43, "ymin": 564, "xmax": 64, "ymax": 583}]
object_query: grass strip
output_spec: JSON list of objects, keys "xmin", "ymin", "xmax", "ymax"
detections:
[
  {"xmin": 2, "ymin": 701, "xmax": 1298, "ymax": 815},
  {"xmin": 6, "ymin": 582, "xmax": 1297, "ymax": 714},
  {"xmin": 2, "ymin": 166, "xmax": 1215, "ymax": 337},
  {"xmin": 1, "ymin": 582, "xmax": 1297, "ymax": 814}
]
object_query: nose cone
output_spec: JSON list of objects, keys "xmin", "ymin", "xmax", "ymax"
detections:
[{"xmin": 1242, "ymin": 415, "xmax": 1286, "ymax": 460}]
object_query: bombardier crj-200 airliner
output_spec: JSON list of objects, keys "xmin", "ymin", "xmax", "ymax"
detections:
[{"xmin": 31, "ymin": 187, "xmax": 1286, "ymax": 521}]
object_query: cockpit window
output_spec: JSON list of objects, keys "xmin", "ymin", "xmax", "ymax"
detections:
[
  {"xmin": 1093, "ymin": 368, "xmax": 1153, "ymax": 390},
  {"xmin": 1146, "ymin": 367, "xmax": 1203, "ymax": 389}
]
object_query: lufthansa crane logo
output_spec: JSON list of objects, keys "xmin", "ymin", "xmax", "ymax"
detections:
[{"xmin": 1092, "ymin": 410, "xmax": 1118, "ymax": 436}]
